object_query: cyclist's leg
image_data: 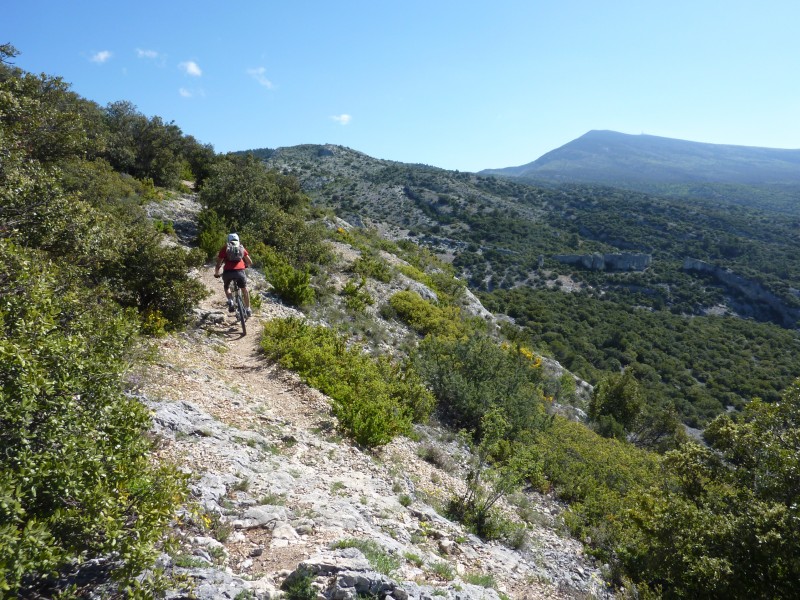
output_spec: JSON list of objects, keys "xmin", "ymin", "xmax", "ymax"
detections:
[
  {"xmin": 221, "ymin": 272, "xmax": 235, "ymax": 308},
  {"xmin": 237, "ymin": 270, "xmax": 251, "ymax": 309}
]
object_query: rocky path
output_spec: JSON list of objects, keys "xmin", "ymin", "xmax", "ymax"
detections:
[{"xmin": 133, "ymin": 248, "xmax": 611, "ymax": 599}]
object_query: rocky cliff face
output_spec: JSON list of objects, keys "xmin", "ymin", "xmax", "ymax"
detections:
[
  {"xmin": 553, "ymin": 253, "xmax": 652, "ymax": 272},
  {"xmin": 683, "ymin": 258, "xmax": 800, "ymax": 327}
]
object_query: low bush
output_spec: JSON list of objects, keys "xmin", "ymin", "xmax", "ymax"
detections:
[
  {"xmin": 413, "ymin": 334, "xmax": 548, "ymax": 437},
  {"xmin": 388, "ymin": 290, "xmax": 464, "ymax": 338},
  {"xmin": 341, "ymin": 277, "xmax": 374, "ymax": 312},
  {"xmin": 330, "ymin": 538, "xmax": 400, "ymax": 575},
  {"xmin": 281, "ymin": 568, "xmax": 316, "ymax": 600},
  {"xmin": 197, "ymin": 207, "xmax": 228, "ymax": 259},
  {"xmin": 352, "ymin": 250, "xmax": 393, "ymax": 283},
  {"xmin": 260, "ymin": 318, "xmax": 434, "ymax": 447},
  {"xmin": 250, "ymin": 244, "xmax": 315, "ymax": 307}
]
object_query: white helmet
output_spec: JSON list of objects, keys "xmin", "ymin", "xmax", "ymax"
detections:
[{"xmin": 227, "ymin": 233, "xmax": 239, "ymax": 242}]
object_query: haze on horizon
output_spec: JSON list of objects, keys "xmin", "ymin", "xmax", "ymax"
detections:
[{"xmin": 6, "ymin": 0, "xmax": 800, "ymax": 172}]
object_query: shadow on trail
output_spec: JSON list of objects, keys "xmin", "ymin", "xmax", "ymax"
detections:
[{"xmin": 195, "ymin": 316, "xmax": 249, "ymax": 341}]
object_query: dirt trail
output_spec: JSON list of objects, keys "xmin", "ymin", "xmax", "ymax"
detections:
[
  {"xmin": 180, "ymin": 265, "xmax": 331, "ymax": 431},
  {"xmin": 135, "ymin": 264, "xmax": 606, "ymax": 600}
]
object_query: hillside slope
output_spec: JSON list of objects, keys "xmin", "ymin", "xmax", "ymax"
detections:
[
  {"xmin": 138, "ymin": 196, "xmax": 610, "ymax": 600},
  {"xmin": 483, "ymin": 130, "xmax": 800, "ymax": 185},
  {"xmin": 251, "ymin": 143, "xmax": 800, "ymax": 426}
]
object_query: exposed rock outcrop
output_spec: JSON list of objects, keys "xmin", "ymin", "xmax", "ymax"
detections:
[
  {"xmin": 683, "ymin": 258, "xmax": 800, "ymax": 328},
  {"xmin": 553, "ymin": 253, "xmax": 651, "ymax": 272}
]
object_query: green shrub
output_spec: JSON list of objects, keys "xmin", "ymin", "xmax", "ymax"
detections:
[
  {"xmin": 413, "ymin": 334, "xmax": 549, "ymax": 437},
  {"xmin": 108, "ymin": 229, "xmax": 208, "ymax": 328},
  {"xmin": 446, "ymin": 411, "xmax": 541, "ymax": 541},
  {"xmin": 352, "ymin": 250, "xmax": 393, "ymax": 283},
  {"xmin": 464, "ymin": 572, "xmax": 497, "ymax": 589},
  {"xmin": 281, "ymin": 568, "xmax": 316, "ymax": 600},
  {"xmin": 0, "ymin": 242, "xmax": 187, "ymax": 596},
  {"xmin": 613, "ymin": 387, "xmax": 800, "ymax": 598},
  {"xmin": 199, "ymin": 154, "xmax": 329, "ymax": 267},
  {"xmin": 341, "ymin": 277, "xmax": 374, "ymax": 312},
  {"xmin": 140, "ymin": 308, "xmax": 170, "ymax": 336},
  {"xmin": 250, "ymin": 243, "xmax": 315, "ymax": 307},
  {"xmin": 397, "ymin": 263, "xmax": 427, "ymax": 283},
  {"xmin": 430, "ymin": 560, "xmax": 455, "ymax": 581},
  {"xmin": 260, "ymin": 318, "xmax": 434, "ymax": 447},
  {"xmin": 269, "ymin": 260, "xmax": 314, "ymax": 307},
  {"xmin": 537, "ymin": 417, "xmax": 660, "ymax": 506},
  {"xmin": 388, "ymin": 290, "xmax": 464, "ymax": 338}
]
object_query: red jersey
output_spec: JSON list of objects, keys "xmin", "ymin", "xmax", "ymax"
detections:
[{"xmin": 218, "ymin": 245, "xmax": 249, "ymax": 271}]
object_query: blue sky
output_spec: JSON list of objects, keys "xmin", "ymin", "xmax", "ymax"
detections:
[{"xmin": 6, "ymin": 1, "xmax": 800, "ymax": 172}]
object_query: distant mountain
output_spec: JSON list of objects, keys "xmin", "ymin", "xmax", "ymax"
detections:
[
  {"xmin": 484, "ymin": 130, "xmax": 800, "ymax": 184},
  {"xmin": 482, "ymin": 131, "xmax": 800, "ymax": 213}
]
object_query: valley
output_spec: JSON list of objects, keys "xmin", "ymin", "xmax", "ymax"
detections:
[{"xmin": 254, "ymin": 143, "xmax": 800, "ymax": 426}]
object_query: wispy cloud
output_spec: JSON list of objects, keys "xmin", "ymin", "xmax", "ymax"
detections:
[
  {"xmin": 331, "ymin": 114, "xmax": 352, "ymax": 125},
  {"xmin": 179, "ymin": 88, "xmax": 193, "ymax": 98},
  {"xmin": 90, "ymin": 50, "xmax": 112, "ymax": 64},
  {"xmin": 136, "ymin": 48, "xmax": 159, "ymax": 59},
  {"xmin": 179, "ymin": 60, "xmax": 202, "ymax": 77},
  {"xmin": 247, "ymin": 67, "xmax": 274, "ymax": 89}
]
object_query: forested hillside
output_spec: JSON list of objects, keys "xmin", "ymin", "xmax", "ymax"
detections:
[{"xmin": 256, "ymin": 144, "xmax": 800, "ymax": 426}]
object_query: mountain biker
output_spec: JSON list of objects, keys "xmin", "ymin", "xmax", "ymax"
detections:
[{"xmin": 214, "ymin": 233, "xmax": 253, "ymax": 316}]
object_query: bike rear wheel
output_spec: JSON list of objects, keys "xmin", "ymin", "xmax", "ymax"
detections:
[{"xmin": 235, "ymin": 285, "xmax": 247, "ymax": 335}]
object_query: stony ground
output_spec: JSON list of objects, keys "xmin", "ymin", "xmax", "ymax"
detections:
[
  {"xmin": 131, "ymin": 267, "xmax": 611, "ymax": 600},
  {"xmin": 135, "ymin": 195, "xmax": 611, "ymax": 600}
]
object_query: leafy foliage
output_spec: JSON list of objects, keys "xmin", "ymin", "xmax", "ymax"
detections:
[
  {"xmin": 0, "ymin": 45, "xmax": 202, "ymax": 595},
  {"xmin": 533, "ymin": 382, "xmax": 800, "ymax": 599},
  {"xmin": 197, "ymin": 207, "xmax": 228, "ymax": 259},
  {"xmin": 340, "ymin": 277, "xmax": 374, "ymax": 312},
  {"xmin": 413, "ymin": 334, "xmax": 548, "ymax": 438},
  {"xmin": 388, "ymin": 291, "xmax": 465, "ymax": 338},
  {"xmin": 198, "ymin": 153, "xmax": 328, "ymax": 268},
  {"xmin": 102, "ymin": 100, "xmax": 215, "ymax": 188},
  {"xmin": 618, "ymin": 389, "xmax": 800, "ymax": 598},
  {"xmin": 1, "ymin": 48, "xmax": 207, "ymax": 330},
  {"xmin": 329, "ymin": 538, "xmax": 400, "ymax": 575},
  {"xmin": 281, "ymin": 568, "xmax": 316, "ymax": 600},
  {"xmin": 260, "ymin": 318, "xmax": 434, "ymax": 447},
  {"xmin": 589, "ymin": 369, "xmax": 684, "ymax": 450},
  {"xmin": 447, "ymin": 411, "xmax": 542, "ymax": 540},
  {"xmin": 351, "ymin": 249, "xmax": 393, "ymax": 283},
  {"xmin": 250, "ymin": 243, "xmax": 315, "ymax": 307},
  {"xmin": 0, "ymin": 241, "xmax": 186, "ymax": 596}
]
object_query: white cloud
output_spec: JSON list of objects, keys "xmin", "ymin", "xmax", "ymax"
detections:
[
  {"xmin": 179, "ymin": 60, "xmax": 202, "ymax": 77},
  {"xmin": 90, "ymin": 50, "xmax": 112, "ymax": 64},
  {"xmin": 247, "ymin": 67, "xmax": 274, "ymax": 89},
  {"xmin": 136, "ymin": 48, "xmax": 159, "ymax": 59},
  {"xmin": 331, "ymin": 114, "xmax": 352, "ymax": 125},
  {"xmin": 179, "ymin": 88, "xmax": 192, "ymax": 98}
]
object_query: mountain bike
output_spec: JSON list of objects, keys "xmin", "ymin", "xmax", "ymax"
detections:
[{"xmin": 231, "ymin": 278, "xmax": 248, "ymax": 335}]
